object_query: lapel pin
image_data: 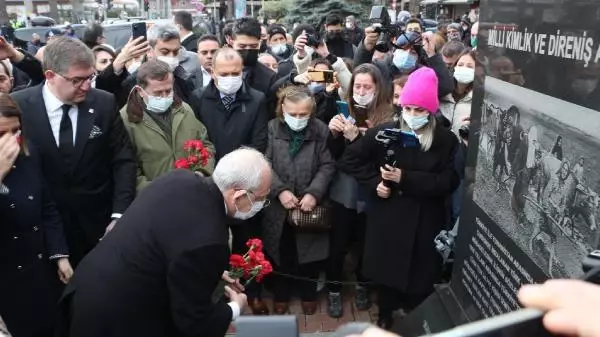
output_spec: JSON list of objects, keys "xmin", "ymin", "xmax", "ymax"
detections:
[{"xmin": 89, "ymin": 108, "xmax": 94, "ymax": 114}]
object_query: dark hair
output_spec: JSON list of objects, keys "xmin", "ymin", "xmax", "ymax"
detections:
[
  {"xmin": 92, "ymin": 44, "xmax": 116, "ymax": 59},
  {"xmin": 453, "ymin": 49, "xmax": 480, "ymax": 93},
  {"xmin": 232, "ymin": 17, "xmax": 261, "ymax": 40},
  {"xmin": 441, "ymin": 40, "xmax": 466, "ymax": 59},
  {"xmin": 222, "ymin": 22, "xmax": 235, "ymax": 46},
  {"xmin": 347, "ymin": 64, "xmax": 393, "ymax": 127},
  {"xmin": 174, "ymin": 11, "xmax": 193, "ymax": 31},
  {"xmin": 0, "ymin": 93, "xmax": 29, "ymax": 155},
  {"xmin": 82, "ymin": 22, "xmax": 104, "ymax": 49},
  {"xmin": 406, "ymin": 18, "xmax": 423, "ymax": 30},
  {"xmin": 198, "ymin": 34, "xmax": 220, "ymax": 45},
  {"xmin": 136, "ymin": 59, "xmax": 172, "ymax": 88},
  {"xmin": 310, "ymin": 58, "xmax": 332, "ymax": 70},
  {"xmin": 291, "ymin": 24, "xmax": 315, "ymax": 43},
  {"xmin": 393, "ymin": 74, "xmax": 409, "ymax": 88},
  {"xmin": 325, "ymin": 14, "xmax": 342, "ymax": 26},
  {"xmin": 267, "ymin": 24, "xmax": 286, "ymax": 40}
]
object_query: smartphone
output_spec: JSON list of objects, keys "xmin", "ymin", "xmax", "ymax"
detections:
[
  {"xmin": 308, "ymin": 70, "xmax": 334, "ymax": 83},
  {"xmin": 353, "ymin": 106, "xmax": 369, "ymax": 128},
  {"xmin": 425, "ymin": 308, "xmax": 555, "ymax": 337},
  {"xmin": 236, "ymin": 316, "xmax": 299, "ymax": 337},
  {"xmin": 336, "ymin": 101, "xmax": 350, "ymax": 118},
  {"xmin": 132, "ymin": 22, "xmax": 147, "ymax": 41}
]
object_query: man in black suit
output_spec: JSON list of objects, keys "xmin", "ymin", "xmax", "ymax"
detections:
[
  {"xmin": 175, "ymin": 11, "xmax": 199, "ymax": 53},
  {"xmin": 60, "ymin": 148, "xmax": 272, "ymax": 337},
  {"xmin": 11, "ymin": 37, "xmax": 136, "ymax": 266}
]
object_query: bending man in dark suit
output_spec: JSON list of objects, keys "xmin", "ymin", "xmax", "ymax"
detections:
[
  {"xmin": 11, "ymin": 37, "xmax": 137, "ymax": 266},
  {"xmin": 60, "ymin": 148, "xmax": 272, "ymax": 337}
]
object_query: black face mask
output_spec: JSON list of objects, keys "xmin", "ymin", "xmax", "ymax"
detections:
[
  {"xmin": 259, "ymin": 40, "xmax": 268, "ymax": 53},
  {"xmin": 237, "ymin": 49, "xmax": 259, "ymax": 67},
  {"xmin": 326, "ymin": 31, "xmax": 343, "ymax": 42}
]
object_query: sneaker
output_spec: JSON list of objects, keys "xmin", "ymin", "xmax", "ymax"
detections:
[
  {"xmin": 355, "ymin": 287, "xmax": 372, "ymax": 311},
  {"xmin": 327, "ymin": 292, "xmax": 343, "ymax": 318}
]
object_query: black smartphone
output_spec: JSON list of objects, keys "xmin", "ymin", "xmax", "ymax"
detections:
[
  {"xmin": 132, "ymin": 22, "xmax": 147, "ymax": 41},
  {"xmin": 236, "ymin": 316, "xmax": 299, "ymax": 337},
  {"xmin": 425, "ymin": 308, "xmax": 555, "ymax": 337},
  {"xmin": 307, "ymin": 70, "xmax": 334, "ymax": 83}
]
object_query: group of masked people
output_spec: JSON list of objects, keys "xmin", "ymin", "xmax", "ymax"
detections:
[{"xmin": 0, "ymin": 10, "xmax": 478, "ymax": 337}]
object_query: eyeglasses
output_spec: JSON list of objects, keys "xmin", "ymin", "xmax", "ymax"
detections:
[{"xmin": 57, "ymin": 73, "xmax": 97, "ymax": 87}]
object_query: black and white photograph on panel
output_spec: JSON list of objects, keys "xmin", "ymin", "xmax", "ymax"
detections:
[{"xmin": 474, "ymin": 76, "xmax": 600, "ymax": 278}]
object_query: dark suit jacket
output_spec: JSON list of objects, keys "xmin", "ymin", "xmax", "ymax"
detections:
[
  {"xmin": 11, "ymin": 85, "xmax": 136, "ymax": 263},
  {"xmin": 59, "ymin": 171, "xmax": 233, "ymax": 337},
  {"xmin": 0, "ymin": 147, "xmax": 67, "ymax": 337},
  {"xmin": 181, "ymin": 33, "xmax": 199, "ymax": 53},
  {"xmin": 190, "ymin": 81, "xmax": 268, "ymax": 159}
]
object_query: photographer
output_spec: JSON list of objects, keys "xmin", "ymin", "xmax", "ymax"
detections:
[
  {"xmin": 322, "ymin": 14, "xmax": 357, "ymax": 59},
  {"xmin": 339, "ymin": 67, "xmax": 459, "ymax": 329},
  {"xmin": 353, "ymin": 21, "xmax": 454, "ymax": 99}
]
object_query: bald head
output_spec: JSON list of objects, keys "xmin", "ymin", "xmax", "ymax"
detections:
[{"xmin": 212, "ymin": 47, "xmax": 244, "ymax": 79}]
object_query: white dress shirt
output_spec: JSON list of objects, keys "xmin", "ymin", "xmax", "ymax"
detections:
[
  {"xmin": 201, "ymin": 67, "xmax": 211, "ymax": 87},
  {"xmin": 42, "ymin": 83, "xmax": 78, "ymax": 147}
]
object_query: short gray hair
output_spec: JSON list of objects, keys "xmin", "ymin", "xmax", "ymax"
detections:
[
  {"xmin": 147, "ymin": 23, "xmax": 180, "ymax": 48},
  {"xmin": 213, "ymin": 148, "xmax": 270, "ymax": 192},
  {"xmin": 43, "ymin": 37, "xmax": 95, "ymax": 74}
]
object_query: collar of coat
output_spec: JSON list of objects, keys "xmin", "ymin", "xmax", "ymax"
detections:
[
  {"xmin": 204, "ymin": 81, "xmax": 254, "ymax": 101},
  {"xmin": 271, "ymin": 118, "xmax": 320, "ymax": 141}
]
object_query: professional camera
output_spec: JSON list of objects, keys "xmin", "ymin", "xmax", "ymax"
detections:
[
  {"xmin": 305, "ymin": 32, "xmax": 322, "ymax": 48},
  {"xmin": 369, "ymin": 5, "xmax": 401, "ymax": 53}
]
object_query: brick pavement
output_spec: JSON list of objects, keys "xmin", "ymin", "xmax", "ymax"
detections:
[{"xmin": 227, "ymin": 288, "xmax": 378, "ymax": 334}]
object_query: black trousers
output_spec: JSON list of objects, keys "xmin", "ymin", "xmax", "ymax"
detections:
[
  {"xmin": 272, "ymin": 224, "xmax": 320, "ymax": 302},
  {"xmin": 230, "ymin": 213, "xmax": 264, "ymax": 299},
  {"xmin": 377, "ymin": 285, "xmax": 430, "ymax": 320},
  {"xmin": 326, "ymin": 201, "xmax": 367, "ymax": 292}
]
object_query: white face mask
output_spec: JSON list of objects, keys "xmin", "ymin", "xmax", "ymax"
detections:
[
  {"xmin": 353, "ymin": 92, "xmax": 375, "ymax": 107},
  {"xmin": 127, "ymin": 61, "xmax": 142, "ymax": 74},
  {"xmin": 271, "ymin": 43, "xmax": 288, "ymax": 55},
  {"xmin": 216, "ymin": 75, "xmax": 243, "ymax": 95},
  {"xmin": 345, "ymin": 22, "xmax": 354, "ymax": 29},
  {"xmin": 283, "ymin": 112, "xmax": 309, "ymax": 131},
  {"xmin": 233, "ymin": 192, "xmax": 266, "ymax": 220},
  {"xmin": 141, "ymin": 87, "xmax": 173, "ymax": 113},
  {"xmin": 453, "ymin": 66, "xmax": 475, "ymax": 84},
  {"xmin": 157, "ymin": 56, "xmax": 179, "ymax": 71}
]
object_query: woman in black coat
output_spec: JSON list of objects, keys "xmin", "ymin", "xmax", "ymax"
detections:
[
  {"xmin": 0, "ymin": 93, "xmax": 73, "ymax": 337},
  {"xmin": 339, "ymin": 67, "xmax": 459, "ymax": 329}
]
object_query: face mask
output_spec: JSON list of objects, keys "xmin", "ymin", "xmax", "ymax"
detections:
[
  {"xmin": 271, "ymin": 43, "xmax": 288, "ymax": 55},
  {"xmin": 402, "ymin": 113, "xmax": 429, "ymax": 130},
  {"xmin": 353, "ymin": 92, "xmax": 375, "ymax": 107},
  {"xmin": 233, "ymin": 192, "xmax": 265, "ymax": 220},
  {"xmin": 327, "ymin": 31, "xmax": 343, "ymax": 41},
  {"xmin": 308, "ymin": 82, "xmax": 325, "ymax": 94},
  {"xmin": 392, "ymin": 49, "xmax": 417, "ymax": 70},
  {"xmin": 215, "ymin": 75, "xmax": 243, "ymax": 95},
  {"xmin": 304, "ymin": 46, "xmax": 315, "ymax": 56},
  {"xmin": 142, "ymin": 88, "xmax": 174, "ymax": 113},
  {"xmin": 283, "ymin": 112, "xmax": 309, "ymax": 131},
  {"xmin": 447, "ymin": 32, "xmax": 461, "ymax": 41},
  {"xmin": 127, "ymin": 61, "xmax": 142, "ymax": 74},
  {"xmin": 470, "ymin": 36, "xmax": 478, "ymax": 48},
  {"xmin": 453, "ymin": 66, "xmax": 475, "ymax": 84},
  {"xmin": 345, "ymin": 22, "xmax": 354, "ymax": 29},
  {"xmin": 156, "ymin": 56, "xmax": 179, "ymax": 71},
  {"xmin": 237, "ymin": 49, "xmax": 259, "ymax": 67}
]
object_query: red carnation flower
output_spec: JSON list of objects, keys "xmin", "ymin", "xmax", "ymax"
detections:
[
  {"xmin": 246, "ymin": 238, "xmax": 264, "ymax": 252},
  {"xmin": 174, "ymin": 158, "xmax": 191, "ymax": 169},
  {"xmin": 229, "ymin": 254, "xmax": 246, "ymax": 269}
]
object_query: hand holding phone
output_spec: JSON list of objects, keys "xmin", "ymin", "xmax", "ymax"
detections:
[{"xmin": 308, "ymin": 70, "xmax": 334, "ymax": 83}]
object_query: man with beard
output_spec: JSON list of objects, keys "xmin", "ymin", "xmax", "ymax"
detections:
[{"xmin": 323, "ymin": 14, "xmax": 356, "ymax": 59}]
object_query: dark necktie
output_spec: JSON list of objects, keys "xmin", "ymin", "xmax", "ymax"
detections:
[
  {"xmin": 222, "ymin": 95, "xmax": 234, "ymax": 111},
  {"xmin": 59, "ymin": 104, "xmax": 74, "ymax": 166}
]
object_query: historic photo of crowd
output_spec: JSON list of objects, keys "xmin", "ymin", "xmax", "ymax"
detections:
[{"xmin": 473, "ymin": 77, "xmax": 600, "ymax": 278}]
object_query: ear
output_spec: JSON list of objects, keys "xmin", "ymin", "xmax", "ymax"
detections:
[{"xmin": 43, "ymin": 70, "xmax": 55, "ymax": 81}]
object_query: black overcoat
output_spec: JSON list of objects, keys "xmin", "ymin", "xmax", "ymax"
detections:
[
  {"xmin": 0, "ymin": 148, "xmax": 68, "ymax": 337},
  {"xmin": 339, "ymin": 122, "xmax": 459, "ymax": 294},
  {"xmin": 58, "ymin": 171, "xmax": 233, "ymax": 337}
]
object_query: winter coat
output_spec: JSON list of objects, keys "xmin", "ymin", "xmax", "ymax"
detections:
[
  {"xmin": 339, "ymin": 121, "xmax": 459, "ymax": 294},
  {"xmin": 120, "ymin": 99, "xmax": 215, "ymax": 191},
  {"xmin": 262, "ymin": 118, "xmax": 336, "ymax": 266},
  {"xmin": 293, "ymin": 52, "xmax": 352, "ymax": 98},
  {"xmin": 439, "ymin": 89, "xmax": 473, "ymax": 136}
]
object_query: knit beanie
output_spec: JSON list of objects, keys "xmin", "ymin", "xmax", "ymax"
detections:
[{"xmin": 399, "ymin": 67, "xmax": 440, "ymax": 114}]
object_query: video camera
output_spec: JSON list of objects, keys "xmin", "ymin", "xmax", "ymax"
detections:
[
  {"xmin": 374, "ymin": 126, "xmax": 420, "ymax": 187},
  {"xmin": 369, "ymin": 5, "xmax": 401, "ymax": 53}
]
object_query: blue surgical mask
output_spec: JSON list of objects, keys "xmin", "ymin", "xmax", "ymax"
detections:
[
  {"xmin": 402, "ymin": 113, "xmax": 429, "ymax": 130},
  {"xmin": 141, "ymin": 87, "xmax": 173, "ymax": 114},
  {"xmin": 393, "ymin": 49, "xmax": 417, "ymax": 70},
  {"xmin": 283, "ymin": 112, "xmax": 309, "ymax": 131},
  {"xmin": 308, "ymin": 82, "xmax": 325, "ymax": 94}
]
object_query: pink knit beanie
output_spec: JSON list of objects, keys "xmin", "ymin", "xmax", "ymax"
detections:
[{"xmin": 399, "ymin": 66, "xmax": 439, "ymax": 114}]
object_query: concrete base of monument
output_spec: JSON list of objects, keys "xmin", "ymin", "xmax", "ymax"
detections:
[{"xmin": 392, "ymin": 284, "xmax": 469, "ymax": 337}]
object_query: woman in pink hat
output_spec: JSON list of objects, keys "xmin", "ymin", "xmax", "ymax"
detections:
[{"xmin": 339, "ymin": 66, "xmax": 460, "ymax": 329}]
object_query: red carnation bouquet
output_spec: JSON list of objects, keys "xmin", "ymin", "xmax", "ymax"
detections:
[
  {"xmin": 174, "ymin": 139, "xmax": 213, "ymax": 171},
  {"xmin": 228, "ymin": 238, "xmax": 273, "ymax": 285}
]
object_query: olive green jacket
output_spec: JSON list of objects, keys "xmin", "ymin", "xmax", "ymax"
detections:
[{"xmin": 120, "ymin": 102, "xmax": 215, "ymax": 191}]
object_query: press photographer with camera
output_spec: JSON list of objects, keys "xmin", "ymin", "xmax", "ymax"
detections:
[
  {"xmin": 353, "ymin": 7, "xmax": 454, "ymax": 99},
  {"xmin": 339, "ymin": 67, "xmax": 459, "ymax": 329}
]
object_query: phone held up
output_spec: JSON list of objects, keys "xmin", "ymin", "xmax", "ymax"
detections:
[
  {"xmin": 131, "ymin": 22, "xmax": 147, "ymax": 42},
  {"xmin": 307, "ymin": 70, "xmax": 334, "ymax": 83}
]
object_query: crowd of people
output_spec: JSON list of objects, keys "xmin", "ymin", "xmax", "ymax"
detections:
[{"xmin": 0, "ymin": 8, "xmax": 599, "ymax": 337}]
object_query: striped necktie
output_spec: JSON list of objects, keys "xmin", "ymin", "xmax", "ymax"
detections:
[{"xmin": 222, "ymin": 95, "xmax": 234, "ymax": 111}]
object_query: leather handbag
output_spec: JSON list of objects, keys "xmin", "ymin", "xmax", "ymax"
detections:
[{"xmin": 288, "ymin": 203, "xmax": 331, "ymax": 232}]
